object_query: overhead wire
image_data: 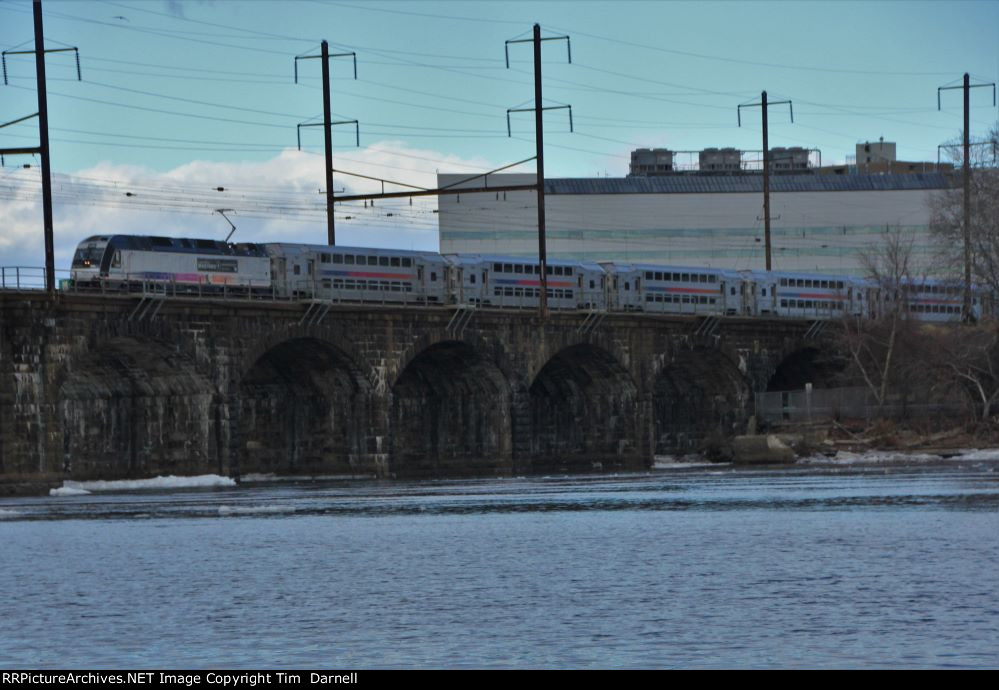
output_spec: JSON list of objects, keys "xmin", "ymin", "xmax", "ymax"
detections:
[{"xmin": 1, "ymin": 0, "xmax": 990, "ymax": 246}]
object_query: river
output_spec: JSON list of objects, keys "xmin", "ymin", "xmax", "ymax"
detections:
[{"xmin": 1, "ymin": 457, "xmax": 998, "ymax": 668}]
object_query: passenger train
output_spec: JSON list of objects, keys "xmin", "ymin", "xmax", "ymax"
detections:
[{"xmin": 69, "ymin": 234, "xmax": 982, "ymax": 323}]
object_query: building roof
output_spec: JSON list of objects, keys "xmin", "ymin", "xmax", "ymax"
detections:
[{"xmin": 545, "ymin": 172, "xmax": 950, "ymax": 195}]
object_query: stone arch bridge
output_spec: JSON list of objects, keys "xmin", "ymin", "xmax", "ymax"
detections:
[{"xmin": 0, "ymin": 292, "xmax": 837, "ymax": 484}]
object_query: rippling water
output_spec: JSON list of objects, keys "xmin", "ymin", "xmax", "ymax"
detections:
[{"xmin": 2, "ymin": 462, "xmax": 998, "ymax": 668}]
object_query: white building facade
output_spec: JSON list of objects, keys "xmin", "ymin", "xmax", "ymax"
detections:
[{"xmin": 437, "ymin": 172, "xmax": 950, "ymax": 276}]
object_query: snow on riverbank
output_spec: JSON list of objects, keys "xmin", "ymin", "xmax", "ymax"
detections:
[
  {"xmin": 49, "ymin": 474, "xmax": 236, "ymax": 496},
  {"xmin": 799, "ymin": 448, "xmax": 999, "ymax": 465},
  {"xmin": 653, "ymin": 455, "xmax": 730, "ymax": 469}
]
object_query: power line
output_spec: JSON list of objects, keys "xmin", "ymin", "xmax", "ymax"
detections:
[{"xmin": 547, "ymin": 23, "xmax": 961, "ymax": 77}]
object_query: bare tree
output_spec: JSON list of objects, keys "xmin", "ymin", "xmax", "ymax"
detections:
[
  {"xmin": 929, "ymin": 125, "xmax": 999, "ymax": 304},
  {"xmin": 930, "ymin": 326, "xmax": 999, "ymax": 422},
  {"xmin": 841, "ymin": 226, "xmax": 921, "ymax": 408}
]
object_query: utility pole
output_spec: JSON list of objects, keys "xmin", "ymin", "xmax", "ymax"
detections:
[
  {"xmin": 0, "ymin": 0, "xmax": 80, "ymax": 292},
  {"xmin": 33, "ymin": 0, "xmax": 54, "ymax": 291},
  {"xmin": 295, "ymin": 43, "xmax": 357, "ymax": 246},
  {"xmin": 505, "ymin": 24, "xmax": 572, "ymax": 317},
  {"xmin": 532, "ymin": 25, "xmax": 549, "ymax": 318},
  {"xmin": 320, "ymin": 41, "xmax": 335, "ymax": 246},
  {"xmin": 938, "ymin": 74, "xmax": 996, "ymax": 322},
  {"xmin": 738, "ymin": 91, "xmax": 793, "ymax": 272}
]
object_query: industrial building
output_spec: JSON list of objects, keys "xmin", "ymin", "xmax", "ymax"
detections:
[{"xmin": 438, "ymin": 143, "xmax": 952, "ymax": 275}]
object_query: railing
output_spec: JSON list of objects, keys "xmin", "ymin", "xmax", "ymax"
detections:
[
  {"xmin": 0, "ymin": 267, "xmax": 72, "ymax": 291},
  {"xmin": 755, "ymin": 386, "xmax": 966, "ymax": 423}
]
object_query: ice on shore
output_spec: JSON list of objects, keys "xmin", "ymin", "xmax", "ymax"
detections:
[
  {"xmin": 49, "ymin": 485, "xmax": 91, "ymax": 496},
  {"xmin": 798, "ymin": 449, "xmax": 999, "ymax": 465},
  {"xmin": 217, "ymin": 505, "xmax": 297, "ymax": 516},
  {"xmin": 49, "ymin": 474, "xmax": 236, "ymax": 495},
  {"xmin": 653, "ymin": 455, "xmax": 727, "ymax": 469},
  {"xmin": 950, "ymin": 448, "xmax": 999, "ymax": 461}
]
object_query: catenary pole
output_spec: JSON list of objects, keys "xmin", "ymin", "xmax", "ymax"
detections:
[
  {"xmin": 533, "ymin": 24, "xmax": 548, "ymax": 317},
  {"xmin": 33, "ymin": 0, "xmax": 55, "ymax": 292}
]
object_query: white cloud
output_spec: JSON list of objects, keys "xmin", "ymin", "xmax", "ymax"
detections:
[{"xmin": 0, "ymin": 143, "xmax": 498, "ymax": 273}]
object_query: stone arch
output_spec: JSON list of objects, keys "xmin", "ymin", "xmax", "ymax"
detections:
[
  {"xmin": 237, "ymin": 336, "xmax": 377, "ymax": 476},
  {"xmin": 524, "ymin": 334, "xmax": 638, "ymax": 388},
  {"xmin": 237, "ymin": 322, "xmax": 376, "ymax": 394},
  {"xmin": 58, "ymin": 336, "xmax": 217, "ymax": 479},
  {"xmin": 653, "ymin": 346, "xmax": 751, "ymax": 456},
  {"xmin": 48, "ymin": 316, "xmax": 211, "ymax": 401},
  {"xmin": 523, "ymin": 343, "xmax": 644, "ymax": 471},
  {"xmin": 766, "ymin": 344, "xmax": 847, "ymax": 392},
  {"xmin": 389, "ymin": 340, "xmax": 513, "ymax": 477}
]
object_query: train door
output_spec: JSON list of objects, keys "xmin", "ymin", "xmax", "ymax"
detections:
[
  {"xmin": 759, "ymin": 280, "xmax": 776, "ymax": 315},
  {"xmin": 449, "ymin": 264, "xmax": 463, "ymax": 304},
  {"xmin": 415, "ymin": 259, "xmax": 441, "ymax": 303},
  {"xmin": 109, "ymin": 248, "xmax": 125, "ymax": 280},
  {"xmin": 721, "ymin": 280, "xmax": 736, "ymax": 315},
  {"xmin": 415, "ymin": 261, "xmax": 427, "ymax": 302},
  {"xmin": 271, "ymin": 256, "xmax": 287, "ymax": 296},
  {"xmin": 742, "ymin": 279, "xmax": 756, "ymax": 315}
]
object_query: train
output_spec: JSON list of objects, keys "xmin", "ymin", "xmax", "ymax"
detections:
[{"xmin": 69, "ymin": 234, "xmax": 982, "ymax": 323}]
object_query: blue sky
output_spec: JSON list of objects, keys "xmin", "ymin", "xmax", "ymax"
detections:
[{"xmin": 1, "ymin": 0, "xmax": 998, "ymax": 268}]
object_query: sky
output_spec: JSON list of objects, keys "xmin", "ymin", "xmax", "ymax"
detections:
[{"xmin": 1, "ymin": 0, "xmax": 998, "ymax": 272}]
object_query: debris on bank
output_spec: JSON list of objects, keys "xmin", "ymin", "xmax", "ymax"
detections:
[{"xmin": 727, "ymin": 417, "xmax": 999, "ymax": 466}]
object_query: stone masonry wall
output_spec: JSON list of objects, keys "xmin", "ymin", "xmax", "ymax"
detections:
[{"xmin": 0, "ymin": 292, "xmax": 824, "ymax": 490}]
